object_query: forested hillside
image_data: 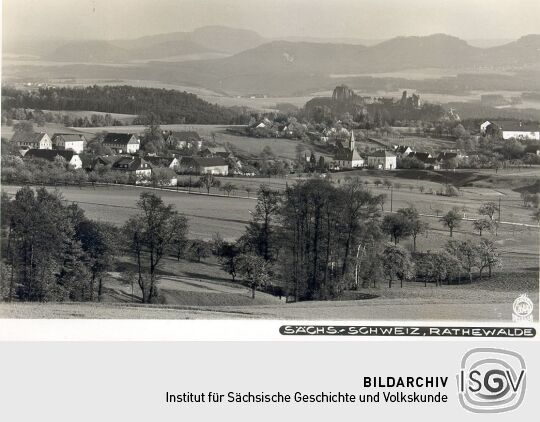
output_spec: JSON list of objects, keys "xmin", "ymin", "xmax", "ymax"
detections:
[{"xmin": 1, "ymin": 85, "xmax": 249, "ymax": 124}]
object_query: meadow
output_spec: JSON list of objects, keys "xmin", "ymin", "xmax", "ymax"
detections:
[
  {"xmin": 2, "ymin": 167, "xmax": 538, "ymax": 238},
  {"xmin": 1, "ymin": 167, "xmax": 538, "ymax": 320}
]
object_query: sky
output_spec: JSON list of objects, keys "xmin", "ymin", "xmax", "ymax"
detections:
[{"xmin": 2, "ymin": 0, "xmax": 540, "ymax": 43}]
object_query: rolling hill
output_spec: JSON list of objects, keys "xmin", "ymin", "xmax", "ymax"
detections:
[
  {"xmin": 140, "ymin": 34, "xmax": 540, "ymax": 94},
  {"xmin": 45, "ymin": 40, "xmax": 133, "ymax": 62},
  {"xmin": 44, "ymin": 25, "xmax": 266, "ymax": 62},
  {"xmin": 8, "ymin": 30, "xmax": 540, "ymax": 97}
]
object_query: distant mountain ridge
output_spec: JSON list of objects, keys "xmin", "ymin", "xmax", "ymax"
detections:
[
  {"xmin": 44, "ymin": 25, "xmax": 266, "ymax": 62},
  {"xmin": 7, "ymin": 28, "xmax": 540, "ymax": 97},
  {"xmin": 44, "ymin": 40, "xmax": 132, "ymax": 62},
  {"xmin": 40, "ymin": 27, "xmax": 540, "ymax": 69},
  {"xmin": 150, "ymin": 33, "xmax": 540, "ymax": 94}
]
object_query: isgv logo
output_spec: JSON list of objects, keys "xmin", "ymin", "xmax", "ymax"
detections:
[{"xmin": 457, "ymin": 348, "xmax": 526, "ymax": 413}]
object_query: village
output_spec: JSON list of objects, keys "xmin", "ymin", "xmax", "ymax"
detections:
[{"xmin": 4, "ymin": 87, "xmax": 540, "ymax": 188}]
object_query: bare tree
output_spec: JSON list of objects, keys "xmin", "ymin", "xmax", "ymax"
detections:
[{"xmin": 200, "ymin": 173, "xmax": 218, "ymax": 194}]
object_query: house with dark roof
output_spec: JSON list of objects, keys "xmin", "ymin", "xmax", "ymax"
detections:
[
  {"xmin": 394, "ymin": 145, "xmax": 413, "ymax": 156},
  {"xmin": 333, "ymin": 132, "xmax": 364, "ymax": 169},
  {"xmin": 81, "ymin": 155, "xmax": 116, "ymax": 172},
  {"xmin": 480, "ymin": 120, "xmax": 540, "ymax": 140},
  {"xmin": 23, "ymin": 149, "xmax": 82, "ymax": 169},
  {"xmin": 145, "ymin": 156, "xmax": 180, "ymax": 170},
  {"xmin": 51, "ymin": 133, "xmax": 87, "ymax": 154},
  {"xmin": 367, "ymin": 150, "xmax": 397, "ymax": 170},
  {"xmin": 437, "ymin": 152, "xmax": 458, "ymax": 161},
  {"xmin": 102, "ymin": 133, "xmax": 140, "ymax": 154},
  {"xmin": 165, "ymin": 131, "xmax": 202, "ymax": 149},
  {"xmin": 11, "ymin": 132, "xmax": 52, "ymax": 150},
  {"xmin": 178, "ymin": 157, "xmax": 229, "ymax": 175},
  {"xmin": 111, "ymin": 157, "xmax": 152, "ymax": 180},
  {"xmin": 408, "ymin": 152, "xmax": 432, "ymax": 162},
  {"xmin": 200, "ymin": 146, "xmax": 230, "ymax": 158}
]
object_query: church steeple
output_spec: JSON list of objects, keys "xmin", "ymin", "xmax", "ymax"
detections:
[{"xmin": 349, "ymin": 130, "xmax": 355, "ymax": 151}]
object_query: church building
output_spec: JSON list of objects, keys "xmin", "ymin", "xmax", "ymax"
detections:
[{"xmin": 334, "ymin": 131, "xmax": 364, "ymax": 169}]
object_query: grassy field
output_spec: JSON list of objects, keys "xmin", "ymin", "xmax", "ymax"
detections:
[
  {"xmin": 1, "ymin": 123, "xmax": 84, "ymax": 139},
  {"xmin": 1, "ymin": 169, "xmax": 538, "ymax": 320},
  {"xmin": 3, "ymin": 169, "xmax": 538, "ymax": 238},
  {"xmin": 104, "ymin": 255, "xmax": 283, "ymax": 307},
  {"xmin": 1, "ymin": 184, "xmax": 254, "ymax": 240}
]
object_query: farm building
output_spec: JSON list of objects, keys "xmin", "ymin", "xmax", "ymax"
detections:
[
  {"xmin": 145, "ymin": 156, "xmax": 180, "ymax": 170},
  {"xmin": 51, "ymin": 133, "xmax": 86, "ymax": 154},
  {"xmin": 179, "ymin": 157, "xmax": 229, "ymax": 175},
  {"xmin": 367, "ymin": 150, "xmax": 397, "ymax": 170},
  {"xmin": 11, "ymin": 132, "xmax": 52, "ymax": 150},
  {"xmin": 480, "ymin": 120, "xmax": 540, "ymax": 140},
  {"xmin": 165, "ymin": 131, "xmax": 203, "ymax": 149},
  {"xmin": 102, "ymin": 133, "xmax": 140, "ymax": 154},
  {"xmin": 24, "ymin": 149, "xmax": 82, "ymax": 169},
  {"xmin": 200, "ymin": 146, "xmax": 230, "ymax": 158},
  {"xmin": 408, "ymin": 151, "xmax": 432, "ymax": 162}
]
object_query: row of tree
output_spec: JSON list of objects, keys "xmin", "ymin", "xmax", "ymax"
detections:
[
  {"xmin": 2, "ymin": 108, "xmax": 125, "ymax": 128},
  {"xmin": 209, "ymin": 181, "xmax": 503, "ymax": 301},
  {"xmin": 2, "ymin": 85, "xmax": 250, "ymax": 125}
]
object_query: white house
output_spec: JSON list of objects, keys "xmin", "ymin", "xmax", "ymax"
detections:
[
  {"xmin": 11, "ymin": 132, "xmax": 52, "ymax": 150},
  {"xmin": 51, "ymin": 133, "xmax": 86, "ymax": 154},
  {"xmin": 481, "ymin": 120, "xmax": 540, "ymax": 140},
  {"xmin": 367, "ymin": 150, "xmax": 397, "ymax": 170},
  {"xmin": 179, "ymin": 157, "xmax": 229, "ymax": 175}
]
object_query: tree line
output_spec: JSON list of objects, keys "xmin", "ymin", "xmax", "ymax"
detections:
[
  {"xmin": 1, "ymin": 85, "xmax": 250, "ymax": 125},
  {"xmin": 1, "ymin": 183, "xmax": 503, "ymax": 304}
]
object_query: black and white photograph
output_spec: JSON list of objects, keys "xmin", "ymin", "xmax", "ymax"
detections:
[{"xmin": 0, "ymin": 0, "xmax": 539, "ymax": 322}]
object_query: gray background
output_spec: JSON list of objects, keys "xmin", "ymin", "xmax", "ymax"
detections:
[{"xmin": 0, "ymin": 341, "xmax": 537, "ymax": 420}]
